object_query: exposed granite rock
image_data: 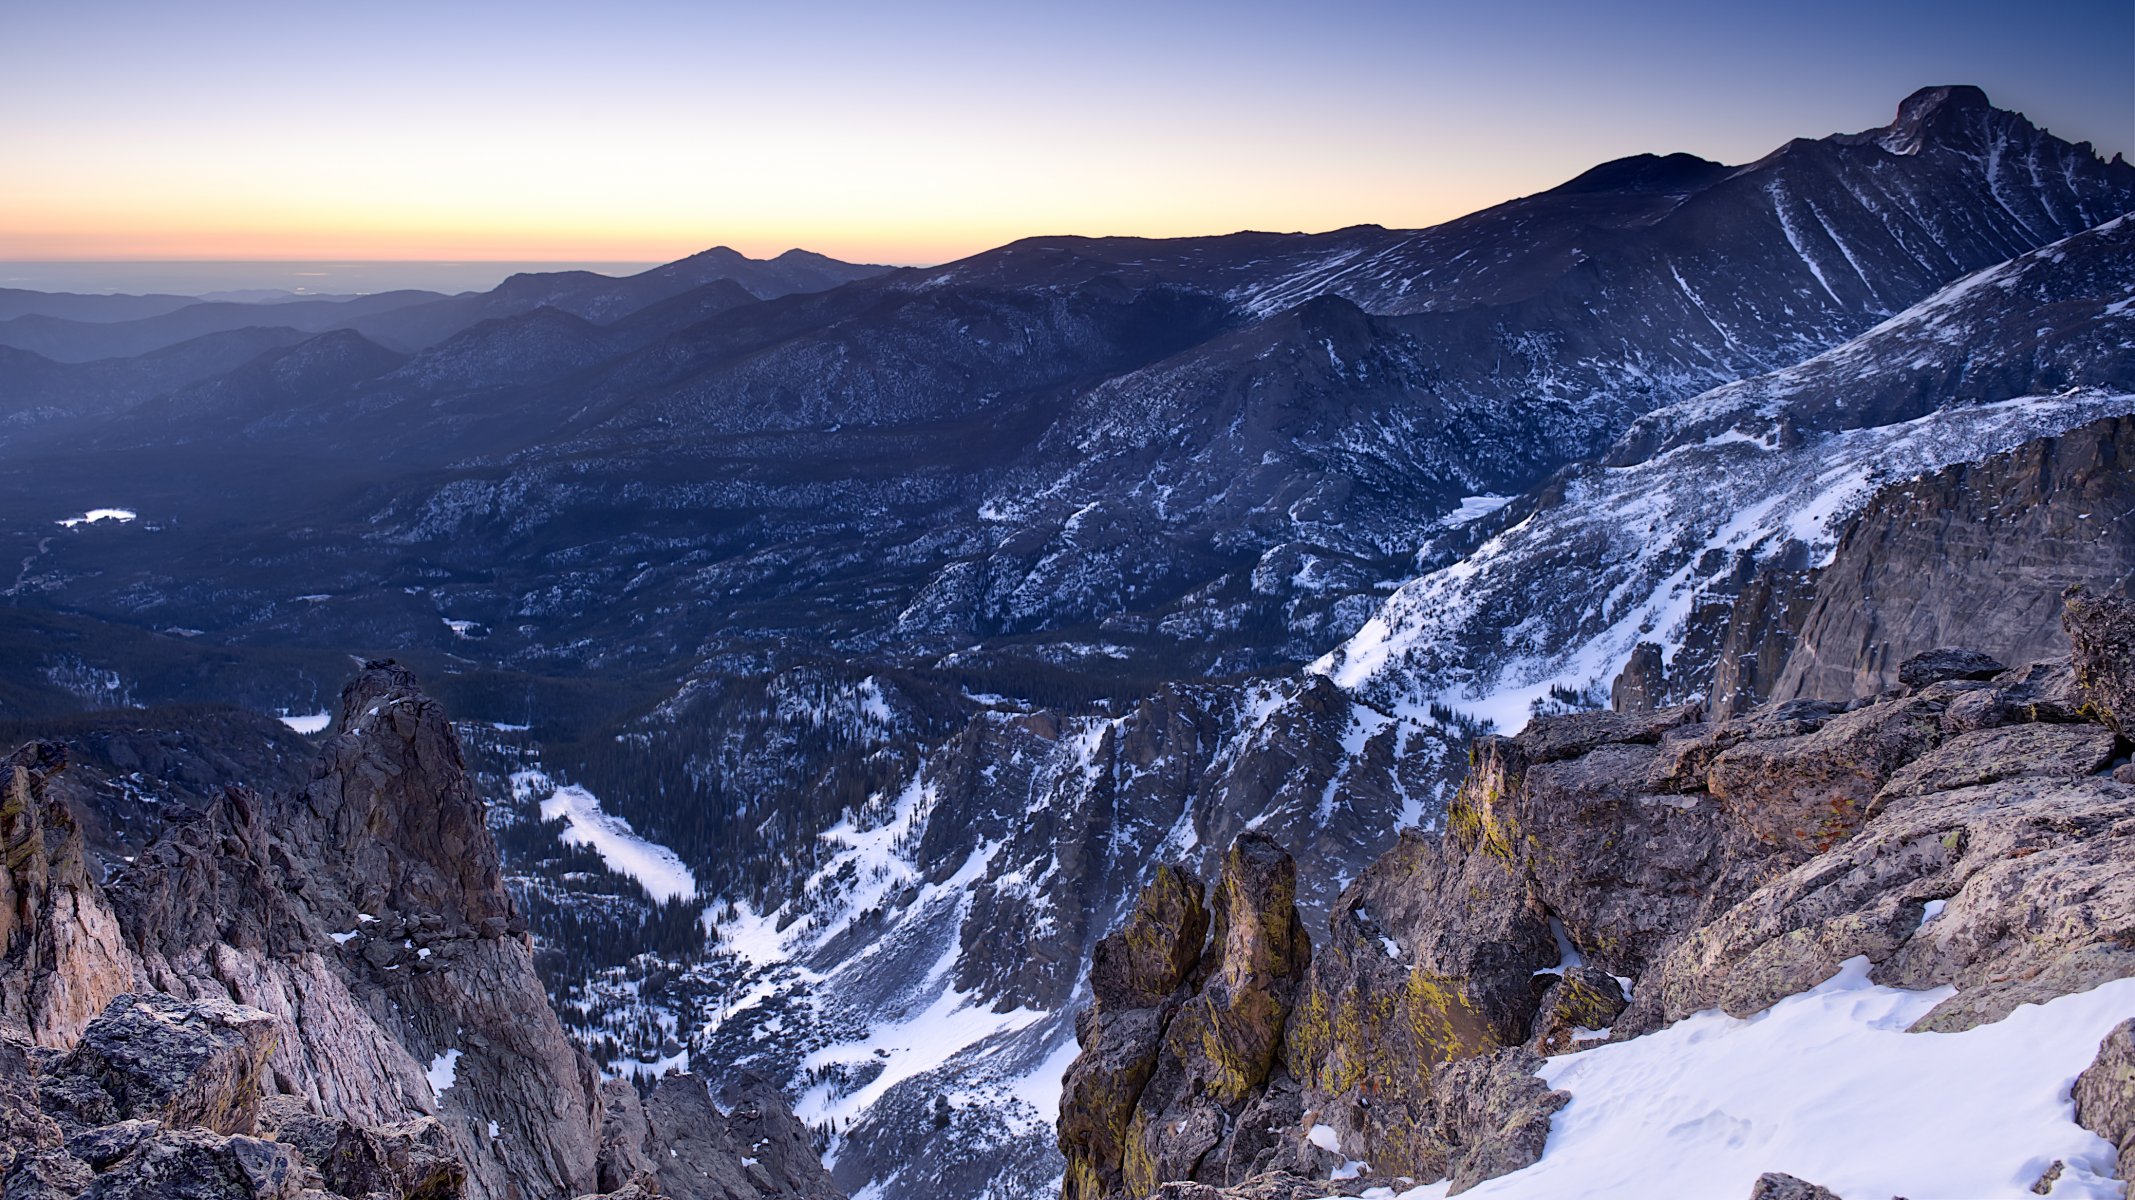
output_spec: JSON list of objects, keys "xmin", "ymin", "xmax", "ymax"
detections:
[
  {"xmin": 1872, "ymin": 721, "xmax": 2116, "ymax": 805},
  {"xmin": 2066, "ymin": 587, "xmax": 2135, "ymax": 735},
  {"xmin": 592, "ymin": 1080, "xmax": 659, "ymax": 1194},
  {"xmin": 0, "ymin": 744, "xmax": 136, "ymax": 1049},
  {"xmin": 587, "ymin": 1073, "xmax": 839, "ymax": 1200},
  {"xmin": 1747, "ymin": 1173, "xmax": 1840, "ymax": 1200},
  {"xmin": 1625, "ymin": 770, "xmax": 2135, "ymax": 1034},
  {"xmin": 1896, "ymin": 648, "xmax": 2005, "ymax": 689},
  {"xmin": 2074, "ymin": 1019, "xmax": 2135, "ymax": 1187},
  {"xmin": 1123, "ymin": 836, "xmax": 1309, "ymax": 1194},
  {"xmin": 258, "ymin": 1099, "xmax": 465, "ymax": 1200},
  {"xmin": 1057, "ymin": 838, "xmax": 1310, "ymax": 1198},
  {"xmin": 1939, "ymin": 656, "xmax": 2091, "ymax": 733},
  {"xmin": 69, "ymin": 1128, "xmax": 307, "ymax": 1200},
  {"xmin": 1706, "ymin": 697, "xmax": 1944, "ymax": 852},
  {"xmin": 1427, "ymin": 1049, "xmax": 1567, "ymax": 1195},
  {"xmin": 1610, "ymin": 643, "xmax": 1666, "ymax": 714},
  {"xmin": 4, "ymin": 1148, "xmax": 95, "ymax": 1200},
  {"xmin": 1148, "ymin": 1177, "xmax": 1325, "ymax": 1200},
  {"xmin": 38, "ymin": 993, "xmax": 278, "ymax": 1136},
  {"xmin": 1060, "ymin": 866, "xmax": 1208, "ymax": 1200},
  {"xmin": 1, "ymin": 1032, "xmax": 65, "ymax": 1176}
]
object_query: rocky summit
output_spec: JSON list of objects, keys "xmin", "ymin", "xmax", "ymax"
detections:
[
  {"xmin": 1057, "ymin": 592, "xmax": 2135, "ymax": 1196},
  {"xmin": 0, "ymin": 83, "xmax": 2132, "ymax": 1200}
]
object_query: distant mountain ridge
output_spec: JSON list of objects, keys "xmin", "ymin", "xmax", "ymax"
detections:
[{"xmin": 0, "ymin": 246, "xmax": 889, "ymax": 363}]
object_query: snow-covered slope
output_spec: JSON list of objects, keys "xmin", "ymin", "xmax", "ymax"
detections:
[{"xmin": 1314, "ymin": 214, "xmax": 2135, "ymax": 733}]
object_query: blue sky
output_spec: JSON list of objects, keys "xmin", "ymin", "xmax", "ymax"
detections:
[{"xmin": 1, "ymin": 0, "xmax": 2127, "ymax": 264}]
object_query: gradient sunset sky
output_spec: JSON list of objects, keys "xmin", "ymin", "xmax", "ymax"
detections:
[{"xmin": 4, "ymin": 0, "xmax": 2129, "ymax": 267}]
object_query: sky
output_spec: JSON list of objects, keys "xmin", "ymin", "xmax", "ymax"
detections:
[{"xmin": 1, "ymin": 0, "xmax": 2129, "ymax": 271}]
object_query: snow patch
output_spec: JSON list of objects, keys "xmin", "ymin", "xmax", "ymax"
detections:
[
  {"xmin": 1380, "ymin": 962, "xmax": 2135, "ymax": 1200},
  {"xmin": 426, "ymin": 1048, "xmax": 461, "ymax": 1097},
  {"xmin": 516, "ymin": 769, "xmax": 698, "ymax": 903},
  {"xmin": 57, "ymin": 508, "xmax": 136, "ymax": 528}
]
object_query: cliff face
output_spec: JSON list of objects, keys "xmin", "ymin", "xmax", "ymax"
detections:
[
  {"xmin": 0, "ymin": 742, "xmax": 133, "ymax": 1047},
  {"xmin": 0, "ymin": 661, "xmax": 840, "ymax": 1200},
  {"xmin": 1059, "ymin": 593, "xmax": 2135, "ymax": 1196},
  {"xmin": 1761, "ymin": 414, "xmax": 2135, "ymax": 707}
]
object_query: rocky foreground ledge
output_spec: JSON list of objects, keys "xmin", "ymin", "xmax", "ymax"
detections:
[
  {"xmin": 0, "ymin": 661, "xmax": 840, "ymax": 1200},
  {"xmin": 1058, "ymin": 589, "xmax": 2135, "ymax": 1198}
]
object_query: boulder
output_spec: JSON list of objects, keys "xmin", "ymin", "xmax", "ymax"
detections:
[
  {"xmin": 2074, "ymin": 1019, "xmax": 2135, "ymax": 1187},
  {"xmin": 259, "ymin": 1102, "xmax": 465, "ymax": 1200},
  {"xmin": 41, "ymin": 994, "xmax": 278, "ymax": 1136},
  {"xmin": 3, "ymin": 1148, "xmax": 95, "ymax": 1200},
  {"xmin": 1871, "ymin": 721, "xmax": 2117, "ymax": 806},
  {"xmin": 69, "ymin": 1128, "xmax": 307, "ymax": 1200},
  {"xmin": 1896, "ymin": 648, "xmax": 2005, "ymax": 689},
  {"xmin": 1, "ymin": 1033, "xmax": 65, "ymax": 1176},
  {"xmin": 1747, "ymin": 1174, "xmax": 1840, "ymax": 1200},
  {"xmin": 1527, "ymin": 967, "xmax": 1626, "ymax": 1056},
  {"xmin": 1706, "ymin": 696, "xmax": 1944, "ymax": 852}
]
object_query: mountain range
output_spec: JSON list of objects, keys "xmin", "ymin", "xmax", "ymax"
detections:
[{"xmin": 1, "ymin": 84, "xmax": 2133, "ymax": 1200}]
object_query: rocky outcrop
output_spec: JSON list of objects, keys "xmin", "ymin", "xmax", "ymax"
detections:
[
  {"xmin": 102, "ymin": 662, "xmax": 603, "ymax": 1200},
  {"xmin": 2074, "ymin": 1019, "xmax": 2135, "ymax": 1186},
  {"xmin": 1609, "ymin": 643, "xmax": 1665, "ymax": 714},
  {"xmin": 0, "ymin": 662, "xmax": 839, "ymax": 1200},
  {"xmin": 0, "ymin": 743, "xmax": 135, "ymax": 1048},
  {"xmin": 1061, "ymin": 589, "xmax": 2135, "ymax": 1197},
  {"xmin": 1058, "ymin": 838, "xmax": 1309, "ymax": 1198},
  {"xmin": 38, "ymin": 993, "xmax": 278, "ymax": 1135},
  {"xmin": 2066, "ymin": 587, "xmax": 2135, "ymax": 736},
  {"xmin": 589, "ymin": 1074, "xmax": 840, "ymax": 1200},
  {"xmin": 1623, "ymin": 602, "xmax": 2135, "ymax": 1035},
  {"xmin": 1424, "ymin": 1050, "xmax": 1566, "ymax": 1195}
]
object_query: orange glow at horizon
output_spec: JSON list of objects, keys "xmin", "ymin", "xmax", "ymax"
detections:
[{"xmin": 3, "ymin": 1, "xmax": 2125, "ymax": 271}]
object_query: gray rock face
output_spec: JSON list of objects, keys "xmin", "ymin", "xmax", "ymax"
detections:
[
  {"xmin": 0, "ymin": 662, "xmax": 840, "ymax": 1200},
  {"xmin": 107, "ymin": 663, "xmax": 604, "ymax": 1200},
  {"xmin": 2075, "ymin": 1019, "xmax": 2135, "ymax": 1188},
  {"xmin": 1609, "ymin": 643, "xmax": 1666, "ymax": 714},
  {"xmin": 1766, "ymin": 416, "xmax": 2135, "ymax": 707},
  {"xmin": 1706, "ymin": 696, "xmax": 1944, "ymax": 853}
]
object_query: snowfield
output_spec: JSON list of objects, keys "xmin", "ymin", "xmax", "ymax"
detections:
[
  {"xmin": 513, "ymin": 768, "xmax": 698, "ymax": 903},
  {"xmin": 1378, "ymin": 961, "xmax": 2135, "ymax": 1200}
]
